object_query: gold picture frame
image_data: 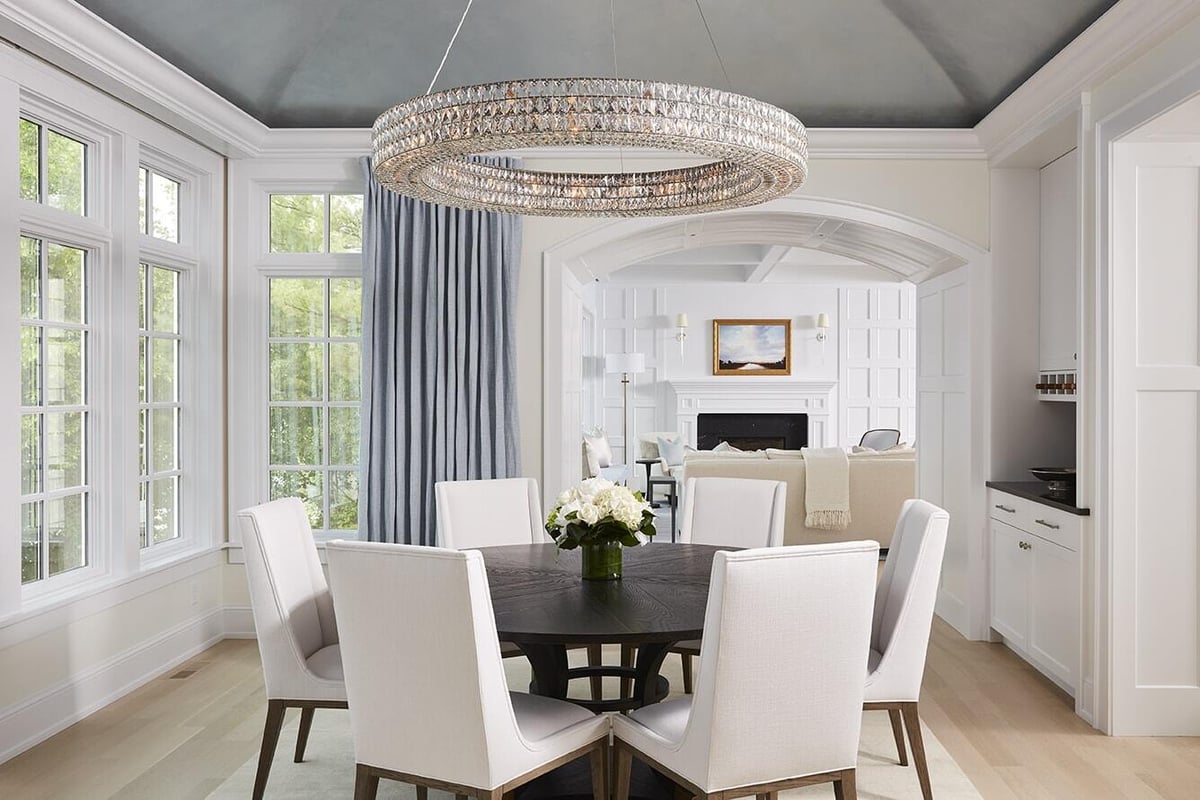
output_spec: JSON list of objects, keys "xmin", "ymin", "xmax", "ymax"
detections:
[{"xmin": 712, "ymin": 318, "xmax": 792, "ymax": 376}]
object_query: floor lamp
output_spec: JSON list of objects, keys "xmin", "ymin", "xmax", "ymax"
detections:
[{"xmin": 605, "ymin": 352, "xmax": 645, "ymax": 476}]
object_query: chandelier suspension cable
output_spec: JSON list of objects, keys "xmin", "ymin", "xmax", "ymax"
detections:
[
  {"xmin": 694, "ymin": 0, "xmax": 732, "ymax": 91},
  {"xmin": 426, "ymin": 0, "xmax": 475, "ymax": 95},
  {"xmin": 610, "ymin": 0, "xmax": 625, "ymax": 177}
]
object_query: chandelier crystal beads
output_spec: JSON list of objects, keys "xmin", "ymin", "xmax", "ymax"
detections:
[{"xmin": 371, "ymin": 77, "xmax": 809, "ymax": 217}]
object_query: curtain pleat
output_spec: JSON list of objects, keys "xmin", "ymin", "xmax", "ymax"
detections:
[{"xmin": 360, "ymin": 157, "xmax": 523, "ymax": 545}]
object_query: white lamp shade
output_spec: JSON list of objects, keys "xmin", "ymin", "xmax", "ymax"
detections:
[
  {"xmin": 605, "ymin": 352, "xmax": 646, "ymax": 374},
  {"xmin": 816, "ymin": 312, "xmax": 830, "ymax": 329},
  {"xmin": 674, "ymin": 312, "xmax": 689, "ymax": 328}
]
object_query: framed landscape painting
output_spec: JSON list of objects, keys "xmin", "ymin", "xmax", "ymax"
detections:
[{"xmin": 712, "ymin": 318, "xmax": 792, "ymax": 375}]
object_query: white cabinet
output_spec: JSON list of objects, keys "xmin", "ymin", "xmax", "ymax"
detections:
[
  {"xmin": 1039, "ymin": 149, "xmax": 1079, "ymax": 372},
  {"xmin": 989, "ymin": 490, "xmax": 1081, "ymax": 694}
]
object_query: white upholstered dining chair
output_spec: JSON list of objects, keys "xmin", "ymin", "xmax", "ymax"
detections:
[
  {"xmin": 435, "ymin": 477, "xmax": 546, "ymax": 549},
  {"xmin": 612, "ymin": 542, "xmax": 879, "ymax": 800},
  {"xmin": 667, "ymin": 476, "xmax": 787, "ymax": 693},
  {"xmin": 435, "ymin": 477, "xmax": 603, "ymax": 700},
  {"xmin": 864, "ymin": 498, "xmax": 950, "ymax": 800},
  {"xmin": 326, "ymin": 541, "xmax": 611, "ymax": 800},
  {"xmin": 238, "ymin": 498, "xmax": 347, "ymax": 800}
]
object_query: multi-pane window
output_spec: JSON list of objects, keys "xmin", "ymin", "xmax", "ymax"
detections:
[
  {"xmin": 138, "ymin": 264, "xmax": 182, "ymax": 548},
  {"xmin": 138, "ymin": 167, "xmax": 180, "ymax": 242},
  {"xmin": 267, "ymin": 277, "xmax": 361, "ymax": 532},
  {"xmin": 19, "ymin": 117, "xmax": 87, "ymax": 216},
  {"xmin": 269, "ymin": 194, "xmax": 363, "ymax": 253},
  {"xmin": 20, "ymin": 235, "xmax": 89, "ymax": 583}
]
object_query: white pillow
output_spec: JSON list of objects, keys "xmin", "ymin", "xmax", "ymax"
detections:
[
  {"xmin": 583, "ymin": 431, "xmax": 612, "ymax": 473},
  {"xmin": 657, "ymin": 436, "xmax": 687, "ymax": 467},
  {"xmin": 711, "ymin": 441, "xmax": 742, "ymax": 453},
  {"xmin": 638, "ymin": 431, "xmax": 679, "ymax": 460}
]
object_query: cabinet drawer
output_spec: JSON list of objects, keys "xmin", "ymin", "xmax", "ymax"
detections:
[{"xmin": 988, "ymin": 490, "xmax": 1081, "ymax": 552}]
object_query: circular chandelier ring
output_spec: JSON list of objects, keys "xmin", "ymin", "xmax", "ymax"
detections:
[{"xmin": 372, "ymin": 78, "xmax": 808, "ymax": 217}]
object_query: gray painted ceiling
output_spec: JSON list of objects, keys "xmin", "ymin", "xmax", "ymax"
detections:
[{"xmin": 75, "ymin": 0, "xmax": 1119, "ymax": 129}]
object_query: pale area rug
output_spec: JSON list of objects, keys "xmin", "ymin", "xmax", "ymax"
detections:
[{"xmin": 210, "ymin": 646, "xmax": 980, "ymax": 800}]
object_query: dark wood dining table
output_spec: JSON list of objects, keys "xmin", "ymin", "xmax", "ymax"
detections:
[{"xmin": 481, "ymin": 542, "xmax": 721, "ymax": 712}]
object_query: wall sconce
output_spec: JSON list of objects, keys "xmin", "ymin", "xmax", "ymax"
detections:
[
  {"xmin": 674, "ymin": 312, "xmax": 689, "ymax": 353},
  {"xmin": 815, "ymin": 312, "xmax": 830, "ymax": 342}
]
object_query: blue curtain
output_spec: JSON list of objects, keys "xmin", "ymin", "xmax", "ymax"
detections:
[{"xmin": 360, "ymin": 157, "xmax": 523, "ymax": 544}]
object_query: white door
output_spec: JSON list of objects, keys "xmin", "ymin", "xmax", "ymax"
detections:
[
  {"xmin": 917, "ymin": 267, "xmax": 978, "ymax": 638},
  {"xmin": 1109, "ymin": 141, "xmax": 1200, "ymax": 734}
]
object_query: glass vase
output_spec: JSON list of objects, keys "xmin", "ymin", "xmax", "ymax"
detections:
[{"xmin": 580, "ymin": 540, "xmax": 623, "ymax": 581}]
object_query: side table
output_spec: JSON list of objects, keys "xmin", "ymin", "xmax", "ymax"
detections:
[
  {"xmin": 635, "ymin": 458, "xmax": 660, "ymax": 506},
  {"xmin": 646, "ymin": 476, "xmax": 677, "ymax": 541}
]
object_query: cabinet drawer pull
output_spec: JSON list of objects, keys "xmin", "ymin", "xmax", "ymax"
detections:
[
  {"xmin": 1035, "ymin": 519, "xmax": 1060, "ymax": 530},
  {"xmin": 1019, "ymin": 541, "xmax": 1032, "ymax": 550},
  {"xmin": 994, "ymin": 504, "xmax": 1016, "ymax": 513}
]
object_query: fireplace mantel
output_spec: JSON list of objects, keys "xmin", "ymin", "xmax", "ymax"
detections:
[{"xmin": 666, "ymin": 380, "xmax": 837, "ymax": 448}]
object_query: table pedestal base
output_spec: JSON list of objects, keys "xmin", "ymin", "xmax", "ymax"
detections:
[
  {"xmin": 518, "ymin": 641, "xmax": 675, "ymax": 712},
  {"xmin": 515, "ymin": 752, "xmax": 677, "ymax": 800}
]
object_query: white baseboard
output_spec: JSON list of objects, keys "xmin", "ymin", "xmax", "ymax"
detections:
[
  {"xmin": 222, "ymin": 605, "xmax": 256, "ymax": 639},
  {"xmin": 935, "ymin": 587, "xmax": 970, "ymax": 638},
  {"xmin": 0, "ymin": 607, "xmax": 225, "ymax": 764}
]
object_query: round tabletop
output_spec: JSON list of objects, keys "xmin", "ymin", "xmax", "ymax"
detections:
[{"xmin": 481, "ymin": 542, "xmax": 721, "ymax": 645}]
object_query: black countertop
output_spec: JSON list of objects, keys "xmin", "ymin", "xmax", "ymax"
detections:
[{"xmin": 986, "ymin": 481, "xmax": 1090, "ymax": 516}]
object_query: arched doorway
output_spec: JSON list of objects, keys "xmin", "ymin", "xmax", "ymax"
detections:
[{"xmin": 541, "ymin": 195, "xmax": 991, "ymax": 641}]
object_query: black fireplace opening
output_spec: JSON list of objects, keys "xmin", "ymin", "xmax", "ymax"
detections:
[{"xmin": 696, "ymin": 413, "xmax": 809, "ymax": 451}]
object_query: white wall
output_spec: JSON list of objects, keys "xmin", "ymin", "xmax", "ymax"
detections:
[
  {"xmin": 586, "ymin": 280, "xmax": 918, "ymax": 477},
  {"xmin": 839, "ymin": 285, "xmax": 918, "ymax": 447}
]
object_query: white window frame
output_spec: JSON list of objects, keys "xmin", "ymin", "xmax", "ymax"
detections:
[
  {"xmin": 0, "ymin": 51, "xmax": 224, "ymax": 625},
  {"xmin": 228, "ymin": 160, "xmax": 366, "ymax": 551}
]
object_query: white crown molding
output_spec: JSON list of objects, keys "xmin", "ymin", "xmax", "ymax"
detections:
[
  {"xmin": 0, "ymin": 0, "xmax": 267, "ymax": 157},
  {"xmin": 975, "ymin": 0, "xmax": 1200, "ymax": 161},
  {"xmin": 806, "ymin": 128, "xmax": 983, "ymax": 159},
  {"xmin": 257, "ymin": 128, "xmax": 372, "ymax": 159}
]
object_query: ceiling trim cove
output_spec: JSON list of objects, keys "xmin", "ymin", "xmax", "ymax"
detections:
[{"xmin": 975, "ymin": 0, "xmax": 1200, "ymax": 160}]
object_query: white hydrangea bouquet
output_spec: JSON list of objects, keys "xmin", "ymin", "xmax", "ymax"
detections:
[{"xmin": 546, "ymin": 478, "xmax": 655, "ymax": 579}]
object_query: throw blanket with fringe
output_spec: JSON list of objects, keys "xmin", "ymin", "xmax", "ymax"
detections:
[{"xmin": 802, "ymin": 447, "xmax": 851, "ymax": 530}]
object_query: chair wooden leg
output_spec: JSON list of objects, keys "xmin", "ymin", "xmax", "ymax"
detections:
[
  {"xmin": 620, "ymin": 644, "xmax": 635, "ymax": 699},
  {"xmin": 252, "ymin": 699, "xmax": 287, "ymax": 800},
  {"xmin": 354, "ymin": 763, "xmax": 380, "ymax": 800},
  {"xmin": 887, "ymin": 706, "xmax": 908, "ymax": 766},
  {"xmin": 416, "ymin": 787, "xmax": 428, "ymax": 800},
  {"xmin": 589, "ymin": 739, "xmax": 609, "ymax": 800},
  {"xmin": 614, "ymin": 743, "xmax": 633, "ymax": 800},
  {"xmin": 587, "ymin": 644, "xmax": 604, "ymax": 701},
  {"xmin": 681, "ymin": 654, "xmax": 694, "ymax": 695},
  {"xmin": 833, "ymin": 768, "xmax": 857, "ymax": 800},
  {"xmin": 901, "ymin": 702, "xmax": 932, "ymax": 800},
  {"xmin": 294, "ymin": 706, "xmax": 315, "ymax": 762}
]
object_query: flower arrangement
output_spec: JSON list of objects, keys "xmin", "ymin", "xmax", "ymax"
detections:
[{"xmin": 546, "ymin": 478, "xmax": 656, "ymax": 549}]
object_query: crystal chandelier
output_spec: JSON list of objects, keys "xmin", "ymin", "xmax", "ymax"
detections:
[{"xmin": 371, "ymin": 3, "xmax": 809, "ymax": 217}]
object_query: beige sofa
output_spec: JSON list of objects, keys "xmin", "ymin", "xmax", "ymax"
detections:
[{"xmin": 680, "ymin": 450, "xmax": 915, "ymax": 549}]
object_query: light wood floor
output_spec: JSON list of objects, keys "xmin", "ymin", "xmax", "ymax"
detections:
[{"xmin": 2, "ymin": 621, "xmax": 1199, "ymax": 799}]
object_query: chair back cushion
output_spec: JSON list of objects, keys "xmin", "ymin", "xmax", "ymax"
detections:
[
  {"xmin": 326, "ymin": 542, "xmax": 530, "ymax": 788},
  {"xmin": 866, "ymin": 498, "xmax": 950, "ymax": 702},
  {"xmin": 679, "ymin": 477, "xmax": 786, "ymax": 548},
  {"xmin": 859, "ymin": 428, "xmax": 902, "ymax": 450},
  {"xmin": 686, "ymin": 543, "xmax": 878, "ymax": 791},
  {"xmin": 237, "ymin": 498, "xmax": 339, "ymax": 699},
  {"xmin": 436, "ymin": 478, "xmax": 544, "ymax": 548}
]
